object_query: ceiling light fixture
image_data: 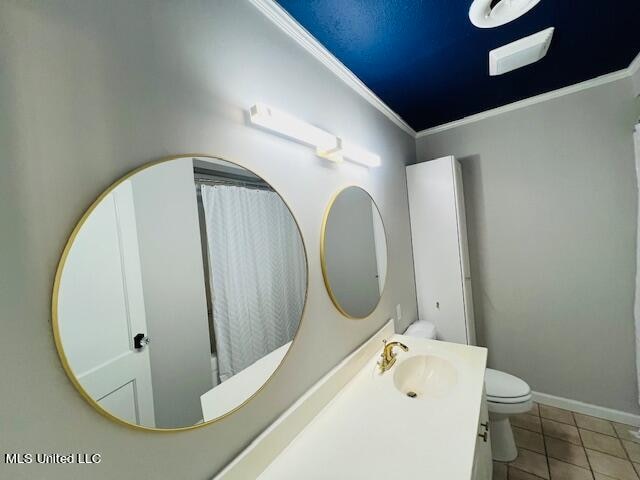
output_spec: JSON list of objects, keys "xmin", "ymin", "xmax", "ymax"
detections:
[
  {"xmin": 249, "ymin": 104, "xmax": 380, "ymax": 168},
  {"xmin": 469, "ymin": 0, "xmax": 542, "ymax": 28}
]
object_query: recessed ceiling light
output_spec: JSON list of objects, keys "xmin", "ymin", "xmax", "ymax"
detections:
[{"xmin": 469, "ymin": 0, "xmax": 542, "ymax": 28}]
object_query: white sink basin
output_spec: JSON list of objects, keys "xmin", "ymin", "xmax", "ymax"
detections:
[{"xmin": 393, "ymin": 355, "xmax": 458, "ymax": 399}]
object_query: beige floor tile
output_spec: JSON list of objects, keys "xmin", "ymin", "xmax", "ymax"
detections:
[
  {"xmin": 509, "ymin": 465, "xmax": 548, "ymax": 480},
  {"xmin": 514, "ymin": 426, "xmax": 546, "ymax": 454},
  {"xmin": 543, "ymin": 418, "xmax": 582, "ymax": 445},
  {"xmin": 529, "ymin": 402, "xmax": 540, "ymax": 416},
  {"xmin": 540, "ymin": 405, "xmax": 576, "ymax": 425},
  {"xmin": 574, "ymin": 413, "xmax": 616, "ymax": 436},
  {"xmin": 510, "ymin": 448, "xmax": 550, "ymax": 479},
  {"xmin": 512, "ymin": 413, "xmax": 543, "ymax": 433},
  {"xmin": 548, "ymin": 458, "xmax": 593, "ymax": 480},
  {"xmin": 545, "ymin": 436, "xmax": 590, "ymax": 468},
  {"xmin": 635, "ymin": 463, "xmax": 640, "ymax": 477},
  {"xmin": 586, "ymin": 448, "xmax": 639, "ymax": 480},
  {"xmin": 580, "ymin": 429, "xmax": 626, "ymax": 458},
  {"xmin": 593, "ymin": 473, "xmax": 619, "ymax": 479},
  {"xmin": 624, "ymin": 441, "xmax": 640, "ymax": 463},
  {"xmin": 493, "ymin": 461, "xmax": 507, "ymax": 480},
  {"xmin": 615, "ymin": 424, "xmax": 640, "ymax": 444}
]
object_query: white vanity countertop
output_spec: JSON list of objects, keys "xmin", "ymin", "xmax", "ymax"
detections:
[
  {"xmin": 201, "ymin": 342, "xmax": 291, "ymax": 421},
  {"xmin": 256, "ymin": 334, "xmax": 487, "ymax": 480}
]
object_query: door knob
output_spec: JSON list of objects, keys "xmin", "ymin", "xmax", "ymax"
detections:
[{"xmin": 134, "ymin": 333, "xmax": 151, "ymax": 350}]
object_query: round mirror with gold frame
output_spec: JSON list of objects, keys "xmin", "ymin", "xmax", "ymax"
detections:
[
  {"xmin": 52, "ymin": 155, "xmax": 308, "ymax": 431},
  {"xmin": 321, "ymin": 186, "xmax": 388, "ymax": 319}
]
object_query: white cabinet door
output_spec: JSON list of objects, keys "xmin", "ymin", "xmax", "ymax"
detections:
[
  {"xmin": 407, "ymin": 157, "xmax": 471, "ymax": 344},
  {"xmin": 472, "ymin": 388, "xmax": 493, "ymax": 480},
  {"xmin": 454, "ymin": 160, "xmax": 476, "ymax": 345}
]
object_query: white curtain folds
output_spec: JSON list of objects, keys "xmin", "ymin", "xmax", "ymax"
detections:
[{"xmin": 200, "ymin": 185, "xmax": 306, "ymax": 382}]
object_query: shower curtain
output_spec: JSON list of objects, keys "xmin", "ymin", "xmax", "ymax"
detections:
[{"xmin": 200, "ymin": 185, "xmax": 306, "ymax": 382}]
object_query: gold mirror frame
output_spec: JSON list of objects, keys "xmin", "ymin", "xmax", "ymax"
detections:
[
  {"xmin": 51, "ymin": 154, "xmax": 309, "ymax": 432},
  {"xmin": 320, "ymin": 185, "xmax": 388, "ymax": 320}
]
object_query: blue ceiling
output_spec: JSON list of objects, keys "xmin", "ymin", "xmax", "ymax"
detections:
[{"xmin": 275, "ymin": 0, "xmax": 640, "ymax": 131}]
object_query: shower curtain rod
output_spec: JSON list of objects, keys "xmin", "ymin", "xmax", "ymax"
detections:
[{"xmin": 194, "ymin": 177, "xmax": 274, "ymax": 191}]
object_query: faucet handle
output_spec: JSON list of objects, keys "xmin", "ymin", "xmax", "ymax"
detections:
[{"xmin": 376, "ymin": 352, "xmax": 386, "ymax": 373}]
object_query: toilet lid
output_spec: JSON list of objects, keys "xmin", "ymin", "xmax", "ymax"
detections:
[{"xmin": 485, "ymin": 368, "xmax": 530, "ymax": 400}]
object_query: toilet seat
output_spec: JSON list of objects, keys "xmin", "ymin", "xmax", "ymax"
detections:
[
  {"xmin": 485, "ymin": 368, "xmax": 532, "ymax": 415},
  {"xmin": 485, "ymin": 368, "xmax": 530, "ymax": 402},
  {"xmin": 487, "ymin": 393, "xmax": 532, "ymax": 405}
]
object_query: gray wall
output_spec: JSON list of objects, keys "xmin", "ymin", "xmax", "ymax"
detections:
[
  {"xmin": 0, "ymin": 1, "xmax": 417, "ymax": 478},
  {"xmin": 131, "ymin": 158, "xmax": 213, "ymax": 428},
  {"xmin": 324, "ymin": 188, "xmax": 380, "ymax": 318},
  {"xmin": 416, "ymin": 77, "xmax": 640, "ymax": 414}
]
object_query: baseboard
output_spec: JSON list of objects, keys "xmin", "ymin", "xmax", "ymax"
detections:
[{"xmin": 533, "ymin": 391, "xmax": 640, "ymax": 427}]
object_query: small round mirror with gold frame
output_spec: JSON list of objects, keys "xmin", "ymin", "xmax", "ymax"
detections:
[
  {"xmin": 321, "ymin": 186, "xmax": 388, "ymax": 319},
  {"xmin": 52, "ymin": 155, "xmax": 308, "ymax": 431}
]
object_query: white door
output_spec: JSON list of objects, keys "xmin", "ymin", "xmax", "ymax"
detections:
[
  {"xmin": 407, "ymin": 156, "xmax": 472, "ymax": 344},
  {"xmin": 58, "ymin": 180, "xmax": 155, "ymax": 427}
]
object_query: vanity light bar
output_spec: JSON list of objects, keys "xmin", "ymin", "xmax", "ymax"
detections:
[
  {"xmin": 248, "ymin": 103, "xmax": 380, "ymax": 168},
  {"xmin": 316, "ymin": 142, "xmax": 344, "ymax": 164},
  {"xmin": 335, "ymin": 138, "xmax": 381, "ymax": 168},
  {"xmin": 249, "ymin": 103, "xmax": 337, "ymax": 152}
]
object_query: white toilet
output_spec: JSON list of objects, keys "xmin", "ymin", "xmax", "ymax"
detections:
[
  {"xmin": 483, "ymin": 368, "xmax": 532, "ymax": 461},
  {"xmin": 405, "ymin": 320, "xmax": 532, "ymax": 462}
]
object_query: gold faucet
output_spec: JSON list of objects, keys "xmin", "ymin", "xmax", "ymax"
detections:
[{"xmin": 377, "ymin": 339, "xmax": 409, "ymax": 373}]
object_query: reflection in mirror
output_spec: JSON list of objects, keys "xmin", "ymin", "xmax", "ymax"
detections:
[
  {"xmin": 54, "ymin": 156, "xmax": 307, "ymax": 430},
  {"xmin": 321, "ymin": 186, "xmax": 388, "ymax": 319}
]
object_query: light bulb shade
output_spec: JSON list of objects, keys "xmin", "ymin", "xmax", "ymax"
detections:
[
  {"xmin": 249, "ymin": 103, "xmax": 338, "ymax": 152},
  {"xmin": 336, "ymin": 138, "xmax": 381, "ymax": 167}
]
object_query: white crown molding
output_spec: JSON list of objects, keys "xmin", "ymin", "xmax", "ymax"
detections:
[
  {"xmin": 418, "ymin": 49, "xmax": 640, "ymax": 137},
  {"xmin": 416, "ymin": 68, "xmax": 632, "ymax": 137},
  {"xmin": 248, "ymin": 0, "xmax": 416, "ymax": 137},
  {"xmin": 248, "ymin": 1, "xmax": 640, "ymax": 140},
  {"xmin": 630, "ymin": 50, "xmax": 640, "ymax": 75}
]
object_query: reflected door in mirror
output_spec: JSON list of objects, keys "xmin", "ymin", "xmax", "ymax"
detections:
[{"xmin": 54, "ymin": 156, "xmax": 307, "ymax": 430}]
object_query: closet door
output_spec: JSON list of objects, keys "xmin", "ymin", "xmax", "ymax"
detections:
[{"xmin": 406, "ymin": 156, "xmax": 470, "ymax": 344}]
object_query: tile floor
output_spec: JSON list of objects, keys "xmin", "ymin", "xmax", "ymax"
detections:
[{"xmin": 493, "ymin": 403, "xmax": 640, "ymax": 480}]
